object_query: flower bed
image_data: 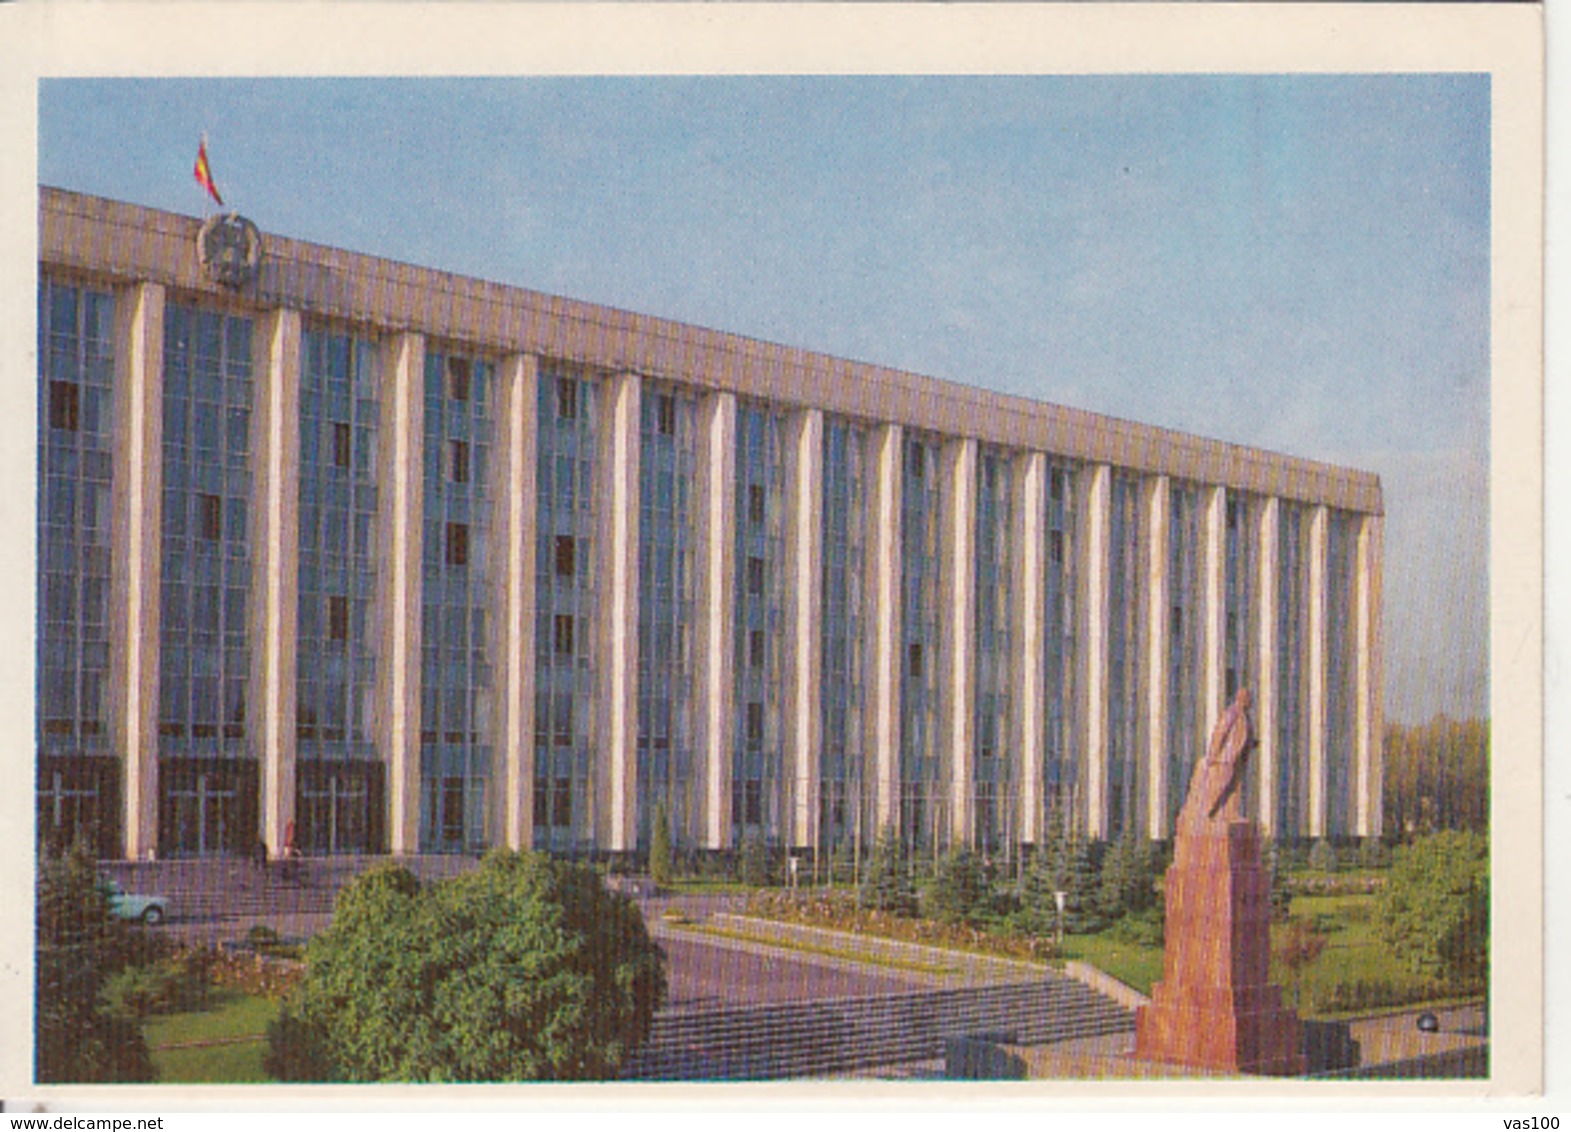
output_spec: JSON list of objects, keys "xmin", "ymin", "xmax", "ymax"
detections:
[{"xmin": 743, "ymin": 889, "xmax": 1055, "ymax": 963}]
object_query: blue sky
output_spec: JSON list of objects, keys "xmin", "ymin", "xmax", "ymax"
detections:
[{"xmin": 38, "ymin": 75, "xmax": 1491, "ymax": 724}]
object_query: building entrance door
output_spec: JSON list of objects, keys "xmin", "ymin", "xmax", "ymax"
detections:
[{"xmin": 159, "ymin": 759, "xmax": 258, "ymax": 857}]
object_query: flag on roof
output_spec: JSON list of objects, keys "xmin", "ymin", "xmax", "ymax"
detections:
[{"xmin": 193, "ymin": 135, "xmax": 224, "ymax": 206}]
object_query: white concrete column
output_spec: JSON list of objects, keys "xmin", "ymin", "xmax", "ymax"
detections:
[
  {"xmin": 597, "ymin": 372, "xmax": 642, "ymax": 853},
  {"xmin": 783, "ymin": 409, "xmax": 824, "ymax": 849},
  {"xmin": 695, "ymin": 392, "xmax": 736, "ymax": 849},
  {"xmin": 1307, "ymin": 503, "xmax": 1330, "ymax": 838},
  {"xmin": 1355, "ymin": 514, "xmax": 1384, "ymax": 837},
  {"xmin": 494, "ymin": 354, "xmax": 539, "ymax": 850},
  {"xmin": 865, "ymin": 423, "xmax": 904, "ymax": 836},
  {"xmin": 110, "ymin": 281, "xmax": 164, "ymax": 861},
  {"xmin": 1255, "ymin": 497, "xmax": 1280, "ymax": 833},
  {"xmin": 1081, "ymin": 463, "xmax": 1111, "ymax": 840},
  {"xmin": 1202, "ymin": 484, "xmax": 1228, "ymax": 745},
  {"xmin": 941, "ymin": 438, "xmax": 977, "ymax": 846},
  {"xmin": 377, "ymin": 332, "xmax": 424, "ymax": 856},
  {"xmin": 1143, "ymin": 475, "xmax": 1171, "ymax": 840},
  {"xmin": 1013, "ymin": 452, "xmax": 1047, "ymax": 844},
  {"xmin": 251, "ymin": 307, "xmax": 301, "ymax": 859}
]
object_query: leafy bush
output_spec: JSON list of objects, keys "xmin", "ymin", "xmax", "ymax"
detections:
[
  {"xmin": 35, "ymin": 842, "xmax": 155, "ymax": 1083},
  {"xmin": 923, "ymin": 849, "xmax": 990, "ymax": 926},
  {"xmin": 1376, "ymin": 829, "xmax": 1488, "ymax": 989},
  {"xmin": 858, "ymin": 828, "xmax": 917, "ymax": 916},
  {"xmin": 103, "ymin": 952, "xmax": 211, "ymax": 1019},
  {"xmin": 266, "ymin": 851, "xmax": 667, "ymax": 1082}
]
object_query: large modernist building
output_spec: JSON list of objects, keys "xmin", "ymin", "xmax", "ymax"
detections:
[{"xmin": 35, "ymin": 187, "xmax": 1383, "ymax": 863}]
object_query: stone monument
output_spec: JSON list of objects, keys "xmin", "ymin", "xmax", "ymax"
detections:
[{"xmin": 1134, "ymin": 688, "xmax": 1305, "ymax": 1075}]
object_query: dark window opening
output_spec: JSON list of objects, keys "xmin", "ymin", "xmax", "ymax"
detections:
[
  {"xmin": 198, "ymin": 494, "xmax": 222, "ymax": 541},
  {"xmin": 332, "ymin": 422, "xmax": 351, "ymax": 468},
  {"xmin": 1171, "ymin": 605, "xmax": 1183, "ymax": 638},
  {"xmin": 1050, "ymin": 469, "xmax": 1065, "ymax": 502},
  {"xmin": 328, "ymin": 595, "xmax": 349, "ymax": 642},
  {"xmin": 557, "ymin": 378, "xmax": 578, "ymax": 421},
  {"xmin": 441, "ymin": 776, "xmax": 465, "ymax": 842},
  {"xmin": 908, "ymin": 642, "xmax": 923, "ymax": 679},
  {"xmin": 1050, "ymin": 529, "xmax": 1065, "ymax": 566},
  {"xmin": 555, "ymin": 535, "xmax": 576, "ymax": 578},
  {"xmin": 554, "ymin": 614, "xmax": 575, "ymax": 657},
  {"xmin": 552, "ymin": 778, "xmax": 572, "ymax": 828},
  {"xmin": 746, "ymin": 556, "xmax": 765, "ymax": 596},
  {"xmin": 450, "ymin": 439, "xmax": 470, "ymax": 484},
  {"xmin": 746, "ymin": 702, "xmax": 764, "ymax": 748},
  {"xmin": 447, "ymin": 358, "xmax": 471, "ymax": 403},
  {"xmin": 749, "ymin": 628, "xmax": 765, "ymax": 669},
  {"xmin": 748, "ymin": 484, "xmax": 765, "ymax": 526},
  {"xmin": 656, "ymin": 394, "xmax": 675, "ymax": 436},
  {"xmin": 533, "ymin": 780, "xmax": 549, "ymax": 827},
  {"xmin": 909, "ymin": 444, "xmax": 925, "ymax": 480},
  {"xmin": 446, "ymin": 522, "xmax": 469, "ymax": 567},
  {"xmin": 744, "ymin": 780, "xmax": 763, "ymax": 826},
  {"xmin": 49, "ymin": 381, "xmax": 80, "ymax": 432}
]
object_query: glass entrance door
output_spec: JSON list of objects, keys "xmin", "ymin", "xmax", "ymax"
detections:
[{"xmin": 159, "ymin": 759, "xmax": 257, "ymax": 857}]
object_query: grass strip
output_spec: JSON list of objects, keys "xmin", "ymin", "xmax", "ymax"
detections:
[{"xmin": 672, "ymin": 922, "xmax": 964, "ymax": 978}]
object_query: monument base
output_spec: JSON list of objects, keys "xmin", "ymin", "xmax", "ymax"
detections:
[{"xmin": 1135, "ymin": 821, "xmax": 1305, "ymax": 1076}]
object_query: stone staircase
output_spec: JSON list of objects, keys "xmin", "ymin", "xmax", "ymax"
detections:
[{"xmin": 624, "ymin": 974, "xmax": 1134, "ymax": 1081}]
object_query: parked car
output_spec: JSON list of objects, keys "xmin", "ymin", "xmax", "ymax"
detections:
[{"xmin": 100, "ymin": 877, "xmax": 168, "ymax": 925}]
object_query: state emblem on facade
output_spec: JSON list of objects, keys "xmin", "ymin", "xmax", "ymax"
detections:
[{"xmin": 197, "ymin": 212, "xmax": 263, "ymax": 289}]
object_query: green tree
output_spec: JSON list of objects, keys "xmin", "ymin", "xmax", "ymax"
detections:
[
  {"xmin": 1376, "ymin": 829, "xmax": 1489, "ymax": 989},
  {"xmin": 738, "ymin": 834, "xmax": 775, "ymax": 888},
  {"xmin": 1308, "ymin": 838, "xmax": 1339, "ymax": 874},
  {"xmin": 923, "ymin": 848, "xmax": 990, "ymax": 926},
  {"xmin": 648, "ymin": 801, "xmax": 674, "ymax": 887},
  {"xmin": 266, "ymin": 851, "xmax": 667, "ymax": 1082},
  {"xmin": 35, "ymin": 842, "xmax": 155, "ymax": 1083},
  {"xmin": 1096, "ymin": 829, "xmax": 1158, "ymax": 923},
  {"xmin": 858, "ymin": 827, "xmax": 916, "ymax": 916},
  {"xmin": 1383, "ymin": 716, "xmax": 1490, "ymax": 836}
]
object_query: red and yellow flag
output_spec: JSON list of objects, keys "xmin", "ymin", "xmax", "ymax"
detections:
[{"xmin": 193, "ymin": 136, "xmax": 224, "ymax": 206}]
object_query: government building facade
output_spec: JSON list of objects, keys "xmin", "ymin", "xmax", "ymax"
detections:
[{"xmin": 36, "ymin": 187, "xmax": 1384, "ymax": 863}]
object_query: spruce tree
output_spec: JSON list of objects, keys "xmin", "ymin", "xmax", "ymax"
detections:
[{"xmin": 858, "ymin": 827, "xmax": 916, "ymax": 915}]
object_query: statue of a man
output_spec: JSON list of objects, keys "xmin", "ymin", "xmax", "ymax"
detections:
[{"xmin": 1177, "ymin": 687, "xmax": 1257, "ymax": 834}]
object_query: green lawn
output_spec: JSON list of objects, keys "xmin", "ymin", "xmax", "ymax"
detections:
[
  {"xmin": 1055, "ymin": 933, "xmax": 1164, "ymax": 995},
  {"xmin": 143, "ymin": 989, "xmax": 279, "ymax": 1084}
]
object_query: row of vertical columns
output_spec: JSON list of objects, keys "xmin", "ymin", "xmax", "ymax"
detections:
[
  {"xmin": 696, "ymin": 393, "xmax": 737, "ymax": 848},
  {"xmin": 99, "ymin": 293, "xmax": 1379, "ymax": 856},
  {"xmin": 110, "ymin": 282, "xmax": 165, "ymax": 861}
]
